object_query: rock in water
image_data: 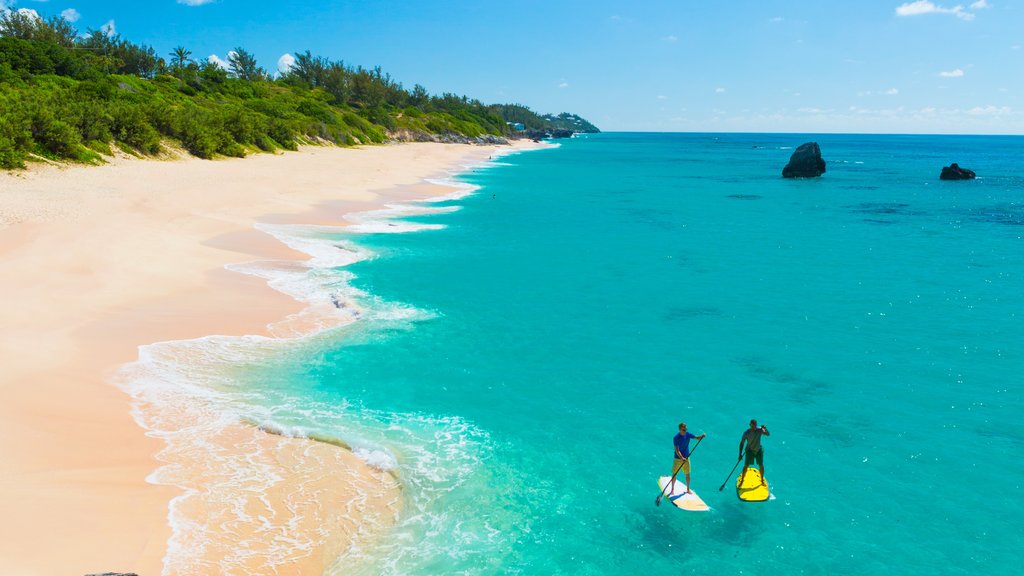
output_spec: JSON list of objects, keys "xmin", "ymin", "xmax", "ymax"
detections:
[
  {"xmin": 782, "ymin": 142, "xmax": 827, "ymax": 178},
  {"xmin": 940, "ymin": 163, "xmax": 976, "ymax": 180}
]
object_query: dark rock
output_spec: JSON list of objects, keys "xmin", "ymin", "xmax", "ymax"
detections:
[
  {"xmin": 782, "ymin": 142, "xmax": 826, "ymax": 178},
  {"xmin": 940, "ymin": 163, "xmax": 976, "ymax": 180}
]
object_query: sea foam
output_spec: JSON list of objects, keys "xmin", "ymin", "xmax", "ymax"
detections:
[{"xmin": 114, "ymin": 159, "xmax": 516, "ymax": 574}]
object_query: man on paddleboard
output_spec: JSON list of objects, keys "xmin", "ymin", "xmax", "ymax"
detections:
[
  {"xmin": 671, "ymin": 423, "xmax": 706, "ymax": 495},
  {"xmin": 738, "ymin": 419, "xmax": 770, "ymax": 486}
]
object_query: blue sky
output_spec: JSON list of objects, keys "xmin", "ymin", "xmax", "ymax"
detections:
[{"xmin": 6, "ymin": 0, "xmax": 1024, "ymax": 134}]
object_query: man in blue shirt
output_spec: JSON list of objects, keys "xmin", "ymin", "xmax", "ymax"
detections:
[{"xmin": 671, "ymin": 422, "xmax": 707, "ymax": 495}]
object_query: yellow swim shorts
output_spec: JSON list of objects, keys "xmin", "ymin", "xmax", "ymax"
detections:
[{"xmin": 672, "ymin": 458, "xmax": 690, "ymax": 475}]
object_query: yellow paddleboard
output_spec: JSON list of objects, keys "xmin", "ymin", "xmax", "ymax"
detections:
[
  {"xmin": 736, "ymin": 467, "xmax": 770, "ymax": 502},
  {"xmin": 657, "ymin": 476, "xmax": 710, "ymax": 512}
]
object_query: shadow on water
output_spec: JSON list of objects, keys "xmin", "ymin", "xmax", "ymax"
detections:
[
  {"xmin": 734, "ymin": 355, "xmax": 834, "ymax": 403},
  {"xmin": 725, "ymin": 194, "xmax": 764, "ymax": 200},
  {"xmin": 801, "ymin": 412, "xmax": 858, "ymax": 448},
  {"xmin": 963, "ymin": 203, "xmax": 1024, "ymax": 226},
  {"xmin": 846, "ymin": 202, "xmax": 925, "ymax": 217},
  {"xmin": 662, "ymin": 306, "xmax": 725, "ymax": 322},
  {"xmin": 617, "ymin": 207, "xmax": 685, "ymax": 231}
]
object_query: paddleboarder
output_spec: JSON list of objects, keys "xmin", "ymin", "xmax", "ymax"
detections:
[
  {"xmin": 671, "ymin": 423, "xmax": 706, "ymax": 495},
  {"xmin": 738, "ymin": 419, "xmax": 770, "ymax": 486}
]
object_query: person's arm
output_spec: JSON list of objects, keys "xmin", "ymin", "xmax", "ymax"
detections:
[
  {"xmin": 738, "ymin": 433, "xmax": 746, "ymax": 460},
  {"xmin": 760, "ymin": 425, "xmax": 770, "ymax": 436},
  {"xmin": 698, "ymin": 433, "xmax": 707, "ymax": 440}
]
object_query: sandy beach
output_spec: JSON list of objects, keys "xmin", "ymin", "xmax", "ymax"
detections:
[{"xmin": 0, "ymin": 141, "xmax": 531, "ymax": 575}]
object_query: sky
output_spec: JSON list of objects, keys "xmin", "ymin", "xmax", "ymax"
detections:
[{"xmin": 5, "ymin": 0, "xmax": 1024, "ymax": 134}]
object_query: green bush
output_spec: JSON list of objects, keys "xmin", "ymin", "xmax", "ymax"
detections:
[
  {"xmin": 37, "ymin": 118, "xmax": 80, "ymax": 156},
  {"xmin": 0, "ymin": 136, "xmax": 26, "ymax": 168},
  {"xmin": 110, "ymin": 102, "xmax": 161, "ymax": 153},
  {"xmin": 1, "ymin": 26, "xmax": 592, "ymax": 168}
]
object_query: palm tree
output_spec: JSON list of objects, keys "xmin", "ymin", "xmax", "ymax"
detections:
[{"xmin": 170, "ymin": 45, "xmax": 192, "ymax": 77}]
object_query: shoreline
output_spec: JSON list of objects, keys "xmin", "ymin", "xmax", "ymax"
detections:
[{"xmin": 0, "ymin": 140, "xmax": 540, "ymax": 575}]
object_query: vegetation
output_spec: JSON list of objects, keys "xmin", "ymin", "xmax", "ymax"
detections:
[
  {"xmin": 487, "ymin": 105, "xmax": 599, "ymax": 134},
  {"xmin": 0, "ymin": 5, "xmax": 598, "ymax": 169}
]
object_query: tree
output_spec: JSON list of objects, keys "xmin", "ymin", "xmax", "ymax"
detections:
[
  {"xmin": 286, "ymin": 50, "xmax": 329, "ymax": 88},
  {"xmin": 0, "ymin": 8, "xmax": 36, "ymax": 40},
  {"xmin": 227, "ymin": 47, "xmax": 265, "ymax": 81},
  {"xmin": 170, "ymin": 45, "xmax": 192, "ymax": 77},
  {"xmin": 0, "ymin": 9, "xmax": 79, "ymax": 49}
]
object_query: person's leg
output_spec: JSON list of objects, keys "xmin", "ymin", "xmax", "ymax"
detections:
[
  {"xmin": 757, "ymin": 451, "xmax": 766, "ymax": 485},
  {"xmin": 739, "ymin": 450, "xmax": 753, "ymax": 484},
  {"xmin": 670, "ymin": 459, "xmax": 683, "ymax": 492}
]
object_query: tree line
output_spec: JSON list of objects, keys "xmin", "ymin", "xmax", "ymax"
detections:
[{"xmin": 0, "ymin": 6, "xmax": 597, "ymax": 169}]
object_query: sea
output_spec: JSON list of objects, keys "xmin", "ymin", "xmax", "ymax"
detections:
[{"xmin": 121, "ymin": 133, "xmax": 1023, "ymax": 575}]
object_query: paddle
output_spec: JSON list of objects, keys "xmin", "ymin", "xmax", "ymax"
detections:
[
  {"xmin": 718, "ymin": 458, "xmax": 742, "ymax": 491},
  {"xmin": 655, "ymin": 436, "xmax": 704, "ymax": 506}
]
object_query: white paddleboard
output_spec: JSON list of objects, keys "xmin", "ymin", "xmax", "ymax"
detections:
[{"xmin": 657, "ymin": 476, "xmax": 711, "ymax": 512}]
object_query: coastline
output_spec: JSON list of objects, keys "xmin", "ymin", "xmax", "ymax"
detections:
[{"xmin": 0, "ymin": 140, "xmax": 539, "ymax": 575}]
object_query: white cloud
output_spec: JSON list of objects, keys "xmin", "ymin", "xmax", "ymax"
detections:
[
  {"xmin": 16, "ymin": 7, "xmax": 40, "ymax": 18},
  {"xmin": 656, "ymin": 95, "xmax": 668, "ymax": 100},
  {"xmin": 885, "ymin": 88, "xmax": 900, "ymax": 95},
  {"xmin": 715, "ymin": 87, "xmax": 726, "ymax": 93},
  {"xmin": 208, "ymin": 54, "xmax": 229, "ymax": 70},
  {"xmin": 970, "ymin": 0, "xmax": 989, "ymax": 8},
  {"xmin": 277, "ymin": 53, "xmax": 295, "ymax": 75},
  {"xmin": 770, "ymin": 16, "xmax": 784, "ymax": 22},
  {"xmin": 939, "ymin": 68, "xmax": 965, "ymax": 77},
  {"xmin": 61, "ymin": 8, "xmax": 79, "ymax": 22},
  {"xmin": 177, "ymin": 0, "xmax": 216, "ymax": 5},
  {"xmin": 100, "ymin": 19, "xmax": 115, "ymax": 36},
  {"xmin": 558, "ymin": 81, "xmax": 569, "ymax": 89},
  {"xmin": 895, "ymin": 1, "xmax": 975, "ymax": 20},
  {"xmin": 967, "ymin": 105, "xmax": 1010, "ymax": 115},
  {"xmin": 662, "ymin": 35, "xmax": 678, "ymax": 42}
]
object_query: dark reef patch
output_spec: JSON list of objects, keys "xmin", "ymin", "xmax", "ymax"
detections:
[
  {"xmin": 966, "ymin": 203, "xmax": 1024, "ymax": 226},
  {"xmin": 663, "ymin": 306, "xmax": 724, "ymax": 321}
]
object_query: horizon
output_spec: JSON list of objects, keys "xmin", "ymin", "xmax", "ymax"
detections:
[{"xmin": 3, "ymin": 0, "xmax": 1022, "ymax": 135}]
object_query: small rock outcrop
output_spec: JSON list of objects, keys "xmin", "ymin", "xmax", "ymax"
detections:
[
  {"xmin": 782, "ymin": 142, "xmax": 826, "ymax": 178},
  {"xmin": 940, "ymin": 163, "xmax": 976, "ymax": 180},
  {"xmin": 388, "ymin": 130, "xmax": 509, "ymax": 145}
]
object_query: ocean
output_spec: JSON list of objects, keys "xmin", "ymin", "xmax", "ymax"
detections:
[{"xmin": 123, "ymin": 133, "xmax": 1023, "ymax": 575}]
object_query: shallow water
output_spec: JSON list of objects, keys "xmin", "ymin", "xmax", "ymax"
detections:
[{"xmin": 128, "ymin": 134, "xmax": 1023, "ymax": 575}]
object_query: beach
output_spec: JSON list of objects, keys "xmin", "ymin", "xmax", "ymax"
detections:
[{"xmin": 0, "ymin": 140, "xmax": 532, "ymax": 575}]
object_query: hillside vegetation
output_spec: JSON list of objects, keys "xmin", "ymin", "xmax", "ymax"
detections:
[{"xmin": 0, "ymin": 8, "xmax": 598, "ymax": 169}]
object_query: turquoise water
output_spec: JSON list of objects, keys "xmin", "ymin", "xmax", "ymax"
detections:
[{"xmin": 136, "ymin": 134, "xmax": 1024, "ymax": 574}]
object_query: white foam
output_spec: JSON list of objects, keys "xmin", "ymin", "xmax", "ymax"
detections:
[
  {"xmin": 354, "ymin": 448, "xmax": 398, "ymax": 471},
  {"xmin": 344, "ymin": 203, "xmax": 460, "ymax": 233},
  {"xmin": 116, "ymin": 142, "xmax": 561, "ymax": 573},
  {"xmin": 422, "ymin": 178, "xmax": 482, "ymax": 202}
]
